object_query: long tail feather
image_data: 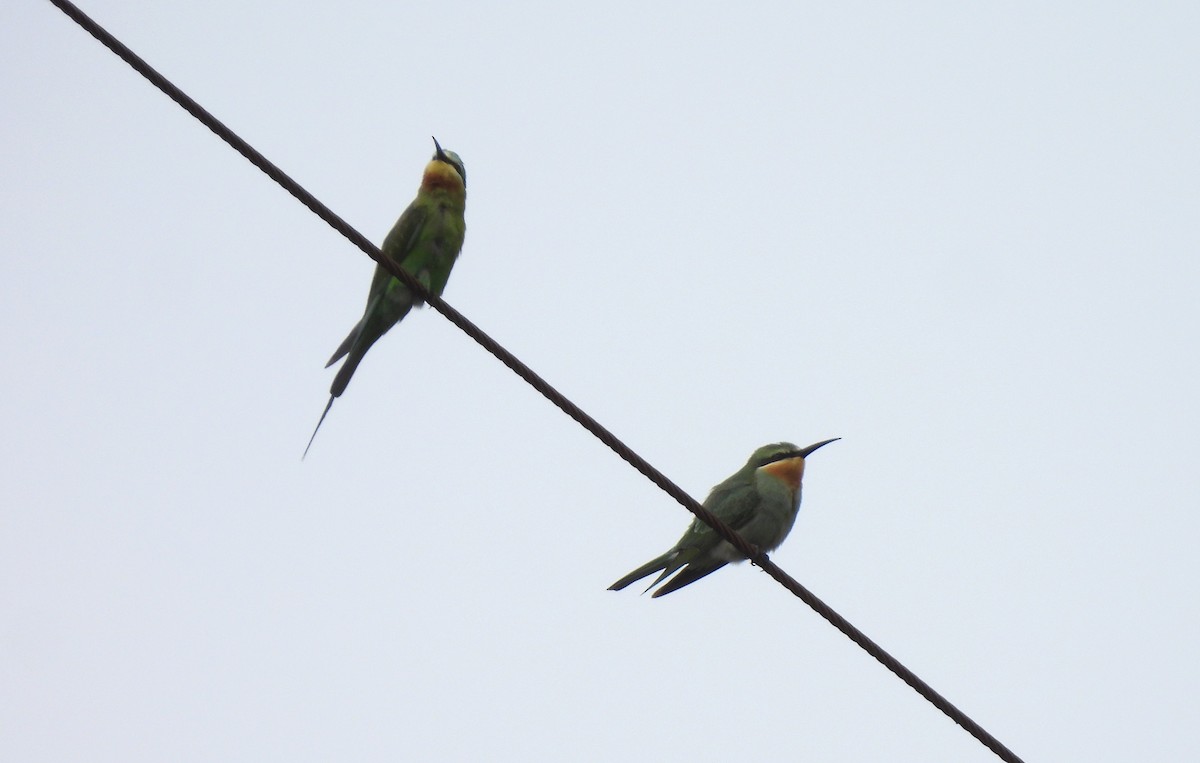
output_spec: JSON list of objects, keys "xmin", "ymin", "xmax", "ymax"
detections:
[
  {"xmin": 325, "ymin": 324, "xmax": 360, "ymax": 368},
  {"xmin": 302, "ymin": 396, "xmax": 335, "ymax": 460},
  {"xmin": 643, "ymin": 563, "xmax": 682, "ymax": 594},
  {"xmin": 329, "ymin": 351, "xmax": 366, "ymax": 398},
  {"xmin": 608, "ymin": 551, "xmax": 674, "ymax": 591},
  {"xmin": 650, "ymin": 559, "xmax": 728, "ymax": 598}
]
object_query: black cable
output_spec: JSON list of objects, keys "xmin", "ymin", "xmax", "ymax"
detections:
[{"xmin": 44, "ymin": 2, "xmax": 1025, "ymax": 761}]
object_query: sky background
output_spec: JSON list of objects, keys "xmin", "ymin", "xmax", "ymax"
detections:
[{"xmin": 3, "ymin": 2, "xmax": 1199, "ymax": 761}]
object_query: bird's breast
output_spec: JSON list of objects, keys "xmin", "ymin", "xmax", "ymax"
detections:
[{"xmin": 421, "ymin": 160, "xmax": 466, "ymax": 195}]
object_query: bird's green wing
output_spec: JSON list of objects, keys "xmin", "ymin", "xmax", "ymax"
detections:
[
  {"xmin": 384, "ymin": 202, "xmax": 465, "ymax": 298},
  {"xmin": 375, "ymin": 200, "xmax": 430, "ymax": 290},
  {"xmin": 323, "ymin": 203, "xmax": 429, "ymax": 369},
  {"xmin": 675, "ymin": 480, "xmax": 763, "ymax": 551},
  {"xmin": 644, "ymin": 485, "xmax": 762, "ymax": 596}
]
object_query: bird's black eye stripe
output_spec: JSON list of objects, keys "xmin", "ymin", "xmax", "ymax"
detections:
[
  {"xmin": 759, "ymin": 451, "xmax": 803, "ymax": 467},
  {"xmin": 451, "ymin": 160, "xmax": 466, "ymax": 188}
]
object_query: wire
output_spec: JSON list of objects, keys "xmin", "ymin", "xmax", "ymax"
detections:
[{"xmin": 45, "ymin": 2, "xmax": 1025, "ymax": 761}]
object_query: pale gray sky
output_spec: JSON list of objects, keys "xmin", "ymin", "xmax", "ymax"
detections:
[{"xmin": 3, "ymin": 2, "xmax": 1199, "ymax": 761}]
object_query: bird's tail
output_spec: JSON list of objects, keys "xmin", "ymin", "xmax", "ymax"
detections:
[
  {"xmin": 325, "ymin": 322, "xmax": 360, "ymax": 369},
  {"xmin": 609, "ymin": 548, "xmax": 728, "ymax": 597},
  {"xmin": 329, "ymin": 350, "xmax": 367, "ymax": 399},
  {"xmin": 608, "ymin": 550, "xmax": 678, "ymax": 592},
  {"xmin": 302, "ymin": 396, "xmax": 335, "ymax": 460},
  {"xmin": 649, "ymin": 559, "xmax": 728, "ymax": 598}
]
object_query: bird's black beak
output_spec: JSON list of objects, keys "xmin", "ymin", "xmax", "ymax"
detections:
[
  {"xmin": 796, "ymin": 438, "xmax": 840, "ymax": 458},
  {"xmin": 432, "ymin": 136, "xmax": 448, "ymax": 162}
]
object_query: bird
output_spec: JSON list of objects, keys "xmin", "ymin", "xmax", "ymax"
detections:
[
  {"xmin": 304, "ymin": 137, "xmax": 467, "ymax": 458},
  {"xmin": 609, "ymin": 439, "xmax": 839, "ymax": 597}
]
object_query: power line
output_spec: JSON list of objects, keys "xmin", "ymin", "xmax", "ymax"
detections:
[{"xmin": 44, "ymin": 2, "xmax": 1025, "ymax": 761}]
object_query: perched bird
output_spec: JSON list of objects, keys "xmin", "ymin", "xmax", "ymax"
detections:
[
  {"xmin": 609, "ymin": 439, "xmax": 838, "ymax": 597},
  {"xmin": 304, "ymin": 138, "xmax": 467, "ymax": 457}
]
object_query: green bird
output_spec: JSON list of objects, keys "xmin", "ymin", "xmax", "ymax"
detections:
[
  {"xmin": 304, "ymin": 138, "xmax": 467, "ymax": 457},
  {"xmin": 609, "ymin": 439, "xmax": 839, "ymax": 597}
]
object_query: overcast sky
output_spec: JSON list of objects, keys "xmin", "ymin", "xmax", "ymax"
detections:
[{"xmin": 3, "ymin": 2, "xmax": 1198, "ymax": 761}]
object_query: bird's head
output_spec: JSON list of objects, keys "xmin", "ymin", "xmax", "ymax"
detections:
[
  {"xmin": 750, "ymin": 438, "xmax": 839, "ymax": 491},
  {"xmin": 423, "ymin": 136, "xmax": 467, "ymax": 192}
]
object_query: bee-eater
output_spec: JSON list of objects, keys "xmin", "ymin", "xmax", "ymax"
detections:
[
  {"xmin": 609, "ymin": 439, "xmax": 839, "ymax": 597},
  {"xmin": 304, "ymin": 138, "xmax": 467, "ymax": 458}
]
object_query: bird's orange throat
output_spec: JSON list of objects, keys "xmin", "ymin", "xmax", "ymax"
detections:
[
  {"xmin": 422, "ymin": 160, "xmax": 465, "ymax": 194},
  {"xmin": 759, "ymin": 457, "xmax": 805, "ymax": 491}
]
